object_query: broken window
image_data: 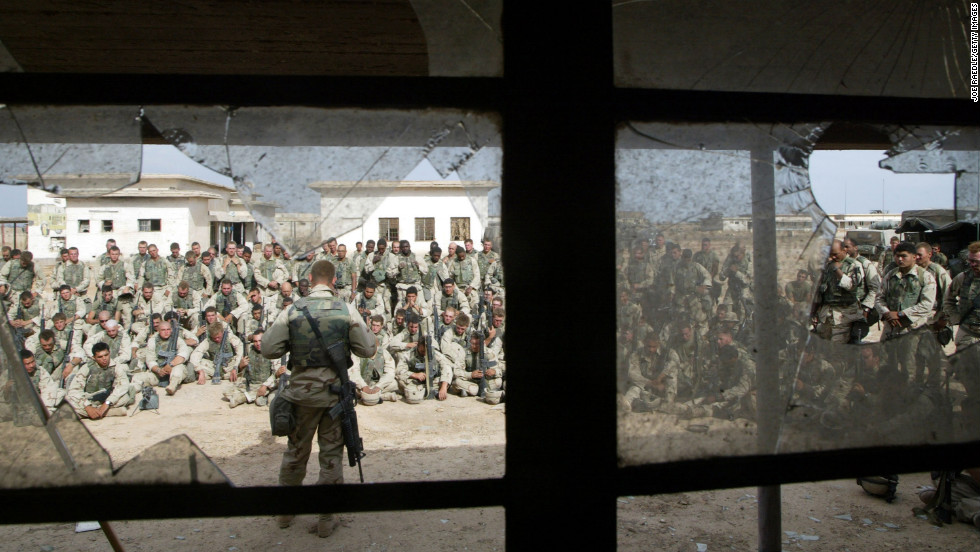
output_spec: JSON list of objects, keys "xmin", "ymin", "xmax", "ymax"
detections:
[
  {"xmin": 138, "ymin": 219, "xmax": 161, "ymax": 232},
  {"xmin": 0, "ymin": 104, "xmax": 503, "ymax": 493},
  {"xmin": 616, "ymin": 122, "xmax": 980, "ymax": 467},
  {"xmin": 613, "ymin": 2, "xmax": 971, "ymax": 98},
  {"xmin": 101, "ymin": 220, "xmax": 113, "ymax": 232},
  {"xmin": 77, "ymin": 219, "xmax": 89, "ymax": 233},
  {"xmin": 451, "ymin": 217, "xmax": 471, "ymax": 241}
]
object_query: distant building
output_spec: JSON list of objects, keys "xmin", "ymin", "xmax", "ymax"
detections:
[
  {"xmin": 309, "ymin": 179, "xmax": 500, "ymax": 252},
  {"xmin": 28, "ymin": 174, "xmax": 276, "ymax": 260}
]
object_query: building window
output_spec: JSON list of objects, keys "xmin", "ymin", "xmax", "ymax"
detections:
[
  {"xmin": 379, "ymin": 217, "xmax": 399, "ymax": 241},
  {"xmin": 139, "ymin": 219, "xmax": 162, "ymax": 232},
  {"xmin": 102, "ymin": 220, "xmax": 113, "ymax": 232},
  {"xmin": 78, "ymin": 219, "xmax": 90, "ymax": 233},
  {"xmin": 415, "ymin": 217, "xmax": 435, "ymax": 241},
  {"xmin": 450, "ymin": 217, "xmax": 470, "ymax": 241}
]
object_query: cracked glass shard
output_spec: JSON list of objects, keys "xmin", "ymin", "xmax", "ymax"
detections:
[
  {"xmin": 0, "ymin": 106, "xmax": 142, "ymax": 194},
  {"xmin": 411, "ymin": 0, "xmax": 502, "ymax": 76},
  {"xmin": 616, "ymin": 122, "xmax": 980, "ymax": 466},
  {"xmin": 613, "ymin": 1, "xmax": 970, "ymax": 98},
  {"xmin": 142, "ymin": 106, "xmax": 501, "ymax": 256}
]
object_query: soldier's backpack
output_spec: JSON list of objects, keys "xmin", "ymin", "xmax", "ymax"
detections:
[{"xmin": 269, "ymin": 373, "xmax": 296, "ymax": 436}]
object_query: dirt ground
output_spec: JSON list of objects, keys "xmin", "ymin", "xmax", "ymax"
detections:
[{"xmin": 0, "ymin": 383, "xmax": 976, "ymax": 551}]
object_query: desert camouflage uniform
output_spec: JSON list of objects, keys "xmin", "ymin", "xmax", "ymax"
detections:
[
  {"xmin": 814, "ymin": 256, "xmax": 864, "ymax": 344},
  {"xmin": 943, "ymin": 270, "xmax": 980, "ymax": 421},
  {"xmin": 131, "ymin": 332, "xmax": 195, "ymax": 393},
  {"xmin": 260, "ymin": 283, "xmax": 376, "ymax": 487},
  {"xmin": 65, "ymin": 359, "xmax": 133, "ymax": 417},
  {"xmin": 876, "ymin": 265, "xmax": 936, "ymax": 379},
  {"xmin": 189, "ymin": 330, "xmax": 244, "ymax": 381}
]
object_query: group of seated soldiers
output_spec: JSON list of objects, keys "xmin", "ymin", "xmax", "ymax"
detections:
[
  {"xmin": 0, "ymin": 234, "xmax": 507, "ymax": 421},
  {"xmin": 617, "ymin": 231, "xmax": 980, "ymax": 438}
]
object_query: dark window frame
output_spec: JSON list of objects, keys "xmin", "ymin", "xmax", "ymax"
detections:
[
  {"xmin": 101, "ymin": 219, "xmax": 113, "ymax": 232},
  {"xmin": 77, "ymin": 219, "xmax": 89, "ymax": 233},
  {"xmin": 138, "ymin": 218, "xmax": 161, "ymax": 232},
  {"xmin": 414, "ymin": 217, "xmax": 435, "ymax": 241},
  {"xmin": 379, "ymin": 217, "xmax": 399, "ymax": 241},
  {"xmin": 1, "ymin": 4, "xmax": 978, "ymax": 551}
]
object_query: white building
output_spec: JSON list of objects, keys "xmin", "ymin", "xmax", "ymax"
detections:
[
  {"xmin": 310, "ymin": 179, "xmax": 500, "ymax": 253},
  {"xmin": 29, "ymin": 174, "xmax": 277, "ymax": 261}
]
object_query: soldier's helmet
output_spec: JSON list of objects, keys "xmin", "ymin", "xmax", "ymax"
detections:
[{"xmin": 360, "ymin": 388, "xmax": 381, "ymax": 406}]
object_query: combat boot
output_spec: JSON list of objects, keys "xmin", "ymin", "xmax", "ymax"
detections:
[
  {"xmin": 315, "ymin": 514, "xmax": 339, "ymax": 538},
  {"xmin": 277, "ymin": 515, "xmax": 294, "ymax": 529}
]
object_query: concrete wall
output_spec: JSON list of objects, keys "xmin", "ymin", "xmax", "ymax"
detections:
[
  {"xmin": 26, "ymin": 188, "xmax": 66, "ymax": 259},
  {"xmin": 65, "ymin": 197, "xmax": 208, "ymax": 260},
  {"xmin": 328, "ymin": 186, "xmax": 492, "ymax": 252}
]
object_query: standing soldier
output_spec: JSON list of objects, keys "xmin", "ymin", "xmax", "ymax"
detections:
[
  {"xmin": 449, "ymin": 244, "xmax": 481, "ymax": 313},
  {"xmin": 392, "ymin": 240, "xmax": 421, "ymax": 305},
  {"xmin": 333, "ymin": 244, "xmax": 358, "ymax": 302},
  {"xmin": 476, "ymin": 239, "xmax": 499, "ymax": 291},
  {"xmin": 129, "ymin": 241, "xmax": 150, "ymax": 284},
  {"xmin": 0, "ymin": 250, "xmax": 41, "ymax": 302},
  {"xmin": 138, "ymin": 244, "xmax": 174, "ymax": 298},
  {"xmin": 914, "ymin": 242, "xmax": 952, "ymax": 387},
  {"xmin": 166, "ymin": 242, "xmax": 186, "ymax": 271},
  {"xmin": 95, "ymin": 239, "xmax": 117, "ymax": 267},
  {"xmin": 255, "ymin": 244, "xmax": 289, "ymax": 298},
  {"xmin": 216, "ymin": 241, "xmax": 248, "ymax": 293},
  {"xmin": 52, "ymin": 247, "xmax": 92, "ymax": 300},
  {"xmin": 292, "ymin": 251, "xmax": 316, "ymax": 287},
  {"xmin": 261, "ymin": 260, "xmax": 376, "ymax": 537},
  {"xmin": 175, "ymin": 251, "xmax": 213, "ymax": 302},
  {"xmin": 844, "ymin": 237, "xmax": 882, "ymax": 343},
  {"xmin": 130, "ymin": 282, "xmax": 173, "ymax": 337},
  {"xmin": 785, "ymin": 269, "xmax": 814, "ymax": 320},
  {"xmin": 812, "ymin": 240, "xmax": 864, "ymax": 344},
  {"xmin": 942, "ymin": 241, "xmax": 980, "ymax": 422},
  {"xmin": 315, "ymin": 237, "xmax": 339, "ymax": 264},
  {"xmin": 876, "ymin": 242, "xmax": 936, "ymax": 380},
  {"xmin": 421, "ymin": 246, "xmax": 448, "ymax": 304}
]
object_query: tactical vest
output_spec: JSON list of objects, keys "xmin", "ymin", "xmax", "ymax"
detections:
[
  {"xmin": 957, "ymin": 272, "xmax": 980, "ymax": 328},
  {"xmin": 286, "ymin": 296, "xmax": 350, "ymax": 367},
  {"xmin": 336, "ymin": 258, "xmax": 354, "ymax": 286},
  {"xmin": 241, "ymin": 263, "xmax": 256, "ymax": 290},
  {"xmin": 635, "ymin": 351, "xmax": 664, "ymax": 380},
  {"xmin": 297, "ymin": 261, "xmax": 314, "ymax": 282},
  {"xmin": 182, "ymin": 264, "xmax": 207, "ymax": 291},
  {"xmin": 673, "ymin": 263, "xmax": 701, "ymax": 297},
  {"xmin": 260, "ymin": 259, "xmax": 278, "ymax": 283},
  {"xmin": 102, "ymin": 262, "xmax": 127, "ymax": 290},
  {"xmin": 154, "ymin": 336, "xmax": 178, "ymax": 365},
  {"xmin": 63, "ymin": 262, "xmax": 85, "ymax": 288},
  {"xmin": 7, "ymin": 263, "xmax": 35, "ymax": 291},
  {"xmin": 450, "ymin": 329, "xmax": 469, "ymax": 350},
  {"xmin": 215, "ymin": 292, "xmax": 239, "ymax": 317},
  {"xmin": 477, "ymin": 252, "xmax": 496, "ymax": 279},
  {"xmin": 144, "ymin": 258, "xmax": 169, "ymax": 287},
  {"xmin": 247, "ymin": 347, "xmax": 273, "ymax": 383},
  {"xmin": 360, "ymin": 294, "xmax": 380, "ymax": 313},
  {"xmin": 452, "ymin": 259, "xmax": 474, "ymax": 286},
  {"xmin": 820, "ymin": 257, "xmax": 858, "ymax": 306},
  {"xmin": 924, "ymin": 262, "xmax": 947, "ymax": 311},
  {"xmin": 854, "ymin": 256, "xmax": 872, "ymax": 302},
  {"xmin": 37, "ymin": 347, "xmax": 65, "ymax": 374},
  {"xmin": 102, "ymin": 333, "xmax": 123, "ymax": 359},
  {"xmin": 84, "ymin": 362, "xmax": 115, "ymax": 394},
  {"xmin": 398, "ymin": 255, "xmax": 420, "ymax": 283},
  {"xmin": 17, "ymin": 302, "xmax": 40, "ymax": 322},
  {"xmin": 172, "ymin": 293, "xmax": 194, "ymax": 310},
  {"xmin": 57, "ymin": 297, "xmax": 78, "ymax": 319},
  {"xmin": 167, "ymin": 255, "xmax": 186, "ymax": 270},
  {"xmin": 359, "ymin": 352, "xmax": 385, "ymax": 385},
  {"xmin": 627, "ymin": 260, "xmax": 649, "ymax": 285},
  {"xmin": 135, "ymin": 296, "xmax": 158, "ymax": 321},
  {"xmin": 371, "ymin": 254, "xmax": 388, "ymax": 283},
  {"xmin": 440, "ymin": 290, "xmax": 463, "ymax": 311},
  {"xmin": 29, "ymin": 369, "xmax": 41, "ymax": 392},
  {"xmin": 93, "ymin": 297, "xmax": 119, "ymax": 317},
  {"xmin": 131, "ymin": 254, "xmax": 148, "ymax": 276},
  {"xmin": 883, "ymin": 266, "xmax": 926, "ymax": 312},
  {"xmin": 222, "ymin": 257, "xmax": 243, "ymax": 285}
]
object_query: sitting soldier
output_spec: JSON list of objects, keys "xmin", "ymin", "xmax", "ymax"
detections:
[
  {"xmin": 190, "ymin": 321, "xmax": 244, "ymax": 385},
  {"xmin": 349, "ymin": 332, "xmax": 400, "ymax": 405},
  {"xmin": 396, "ymin": 337, "xmax": 451, "ymax": 403},
  {"xmin": 131, "ymin": 314, "xmax": 195, "ymax": 396},
  {"xmin": 224, "ymin": 329, "xmax": 285, "ymax": 407},
  {"xmin": 446, "ymin": 332, "xmax": 503, "ymax": 402},
  {"xmin": 66, "ymin": 342, "xmax": 134, "ymax": 419}
]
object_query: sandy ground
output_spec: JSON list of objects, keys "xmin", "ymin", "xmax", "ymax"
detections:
[{"xmin": 0, "ymin": 382, "xmax": 976, "ymax": 551}]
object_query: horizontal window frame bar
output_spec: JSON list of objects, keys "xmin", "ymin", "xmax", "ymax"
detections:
[{"xmin": 0, "ymin": 73, "xmax": 976, "ymax": 125}]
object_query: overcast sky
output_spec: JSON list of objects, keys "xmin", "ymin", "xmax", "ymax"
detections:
[{"xmin": 2, "ymin": 147, "xmax": 955, "ymax": 219}]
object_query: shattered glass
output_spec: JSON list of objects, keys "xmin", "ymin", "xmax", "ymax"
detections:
[
  {"xmin": 613, "ymin": 1, "xmax": 971, "ymax": 98},
  {"xmin": 616, "ymin": 122, "xmax": 980, "ymax": 466},
  {"xmin": 1, "ymin": 104, "xmax": 503, "ymax": 489}
]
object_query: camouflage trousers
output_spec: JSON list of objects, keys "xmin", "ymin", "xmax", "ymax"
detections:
[
  {"xmin": 279, "ymin": 404, "xmax": 345, "ymax": 487},
  {"xmin": 66, "ymin": 384, "xmax": 135, "ymax": 418},
  {"xmin": 451, "ymin": 374, "xmax": 502, "ymax": 397},
  {"xmin": 193, "ymin": 358, "xmax": 234, "ymax": 380},
  {"xmin": 816, "ymin": 304, "xmax": 863, "ymax": 344},
  {"xmin": 131, "ymin": 363, "xmax": 194, "ymax": 394},
  {"xmin": 334, "ymin": 286, "xmax": 353, "ymax": 302},
  {"xmin": 880, "ymin": 325, "xmax": 926, "ymax": 382},
  {"xmin": 953, "ymin": 327, "xmax": 980, "ymax": 422}
]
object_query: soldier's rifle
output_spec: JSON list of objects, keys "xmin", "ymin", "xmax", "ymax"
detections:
[
  {"xmin": 358, "ymin": 295, "xmax": 369, "ymax": 324},
  {"xmin": 60, "ymin": 326, "xmax": 74, "ymax": 389},
  {"xmin": 211, "ymin": 327, "xmax": 231, "ymax": 385},
  {"xmin": 40, "ymin": 302, "xmax": 45, "ymax": 332},
  {"xmin": 475, "ymin": 328, "xmax": 489, "ymax": 398}
]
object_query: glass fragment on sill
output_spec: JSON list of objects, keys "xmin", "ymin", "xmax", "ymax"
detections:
[{"xmin": 617, "ymin": 122, "xmax": 980, "ymax": 466}]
